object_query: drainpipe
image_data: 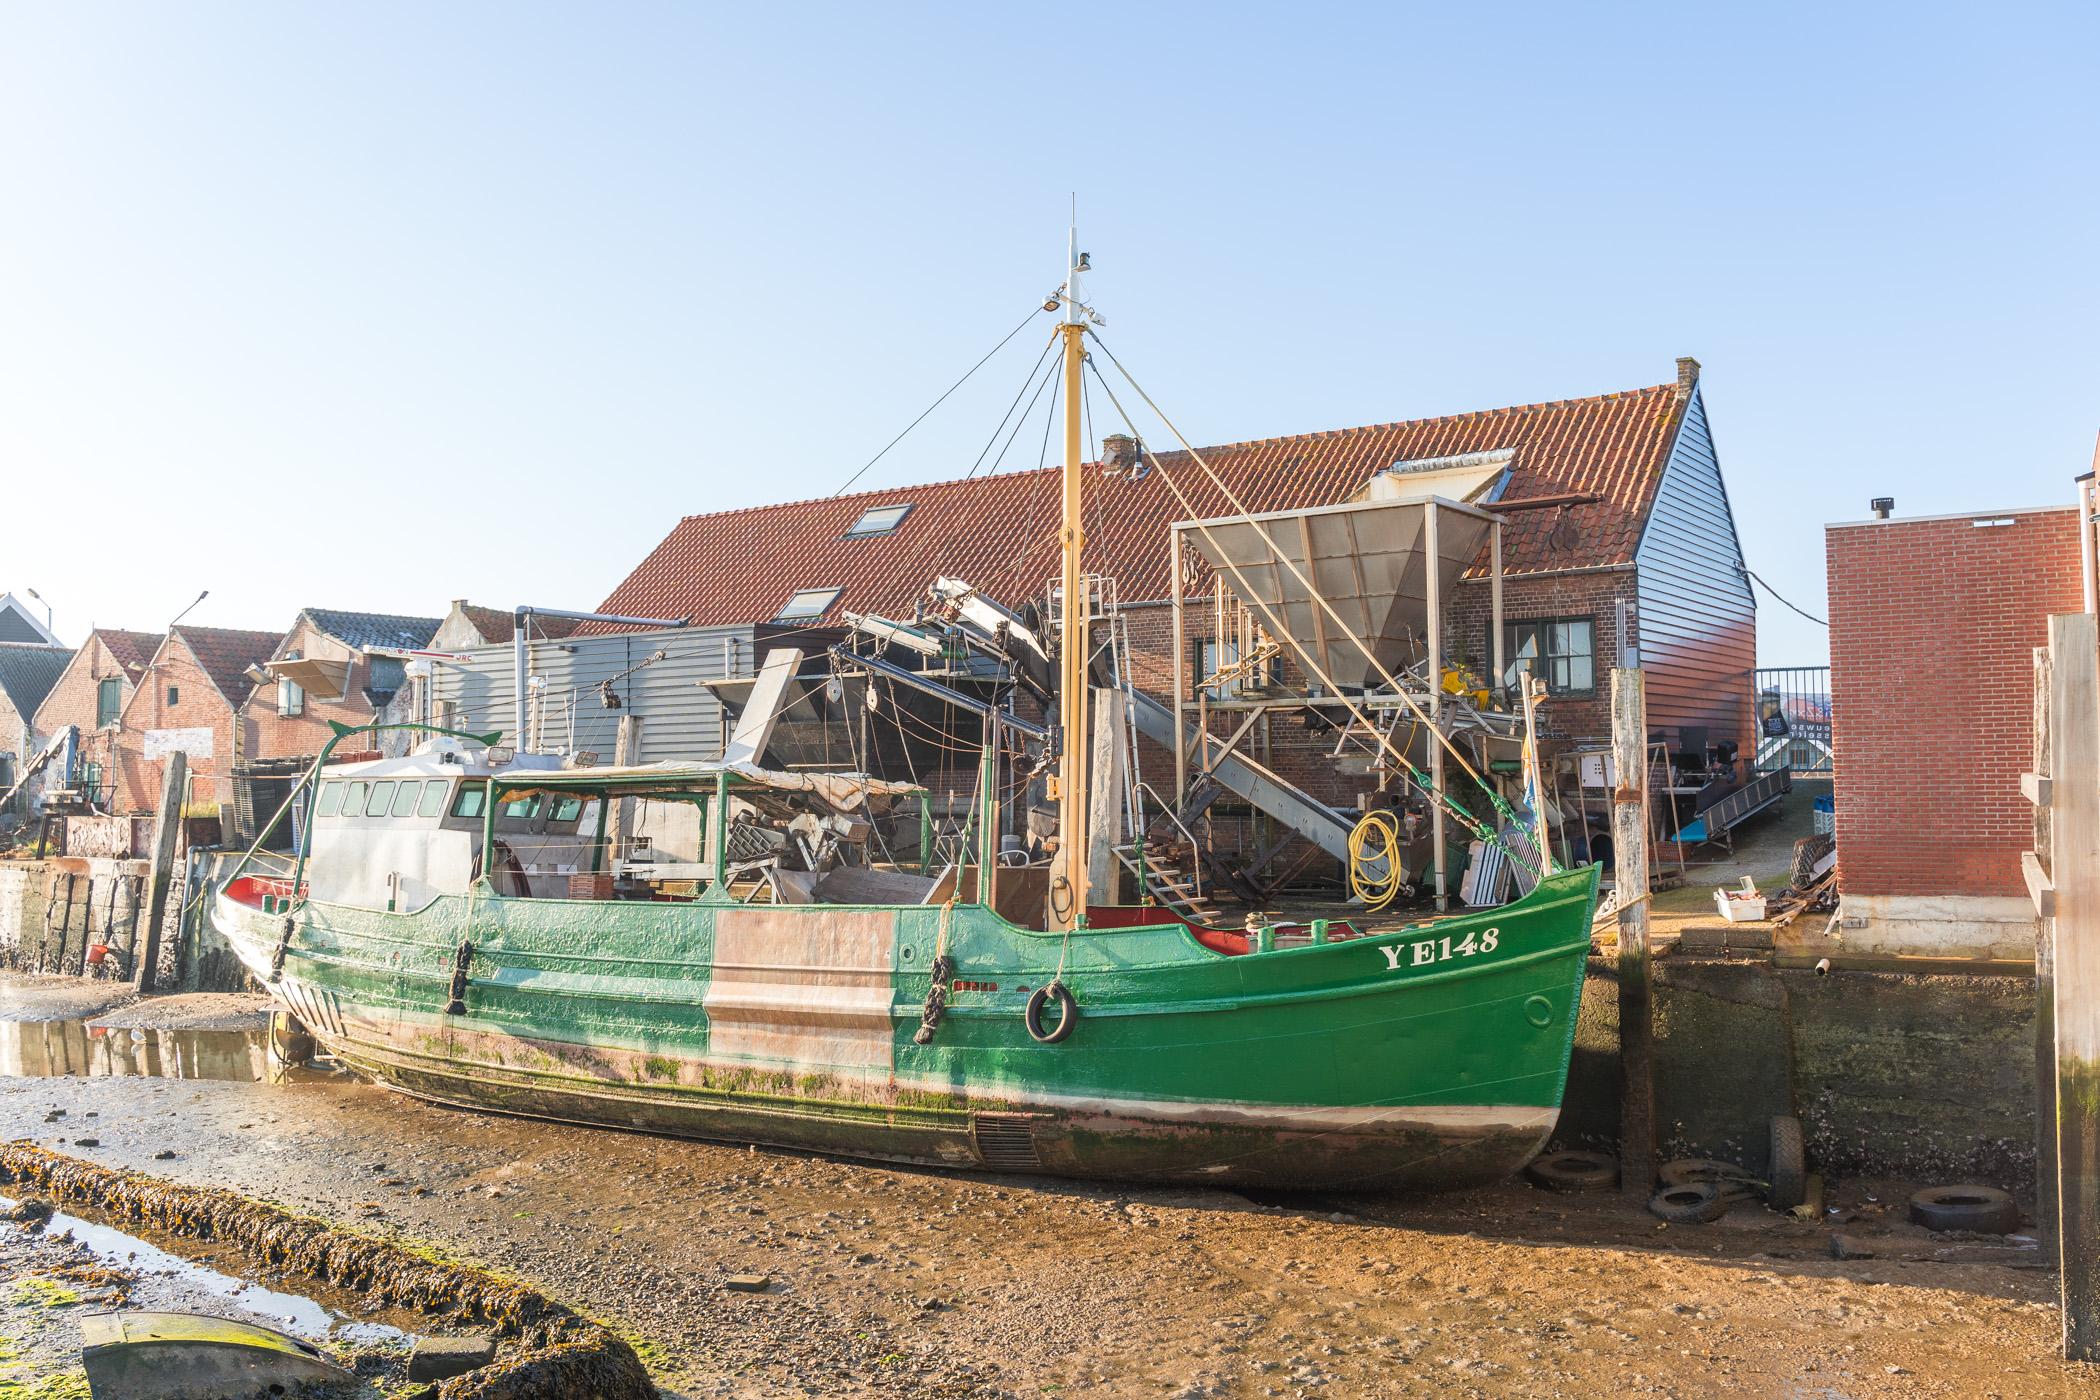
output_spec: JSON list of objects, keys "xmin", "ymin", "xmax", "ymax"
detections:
[{"xmin": 510, "ymin": 606, "xmax": 687, "ymax": 755}]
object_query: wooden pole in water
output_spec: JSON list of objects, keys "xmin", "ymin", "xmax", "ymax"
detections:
[
  {"xmin": 135, "ymin": 751, "xmax": 187, "ymax": 994},
  {"xmin": 1610, "ymin": 667, "xmax": 1655, "ymax": 1199},
  {"xmin": 2046, "ymin": 610, "xmax": 2100, "ymax": 1359}
]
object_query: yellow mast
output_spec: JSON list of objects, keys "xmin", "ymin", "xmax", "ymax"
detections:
[{"xmin": 1052, "ymin": 229, "xmax": 1090, "ymax": 931}]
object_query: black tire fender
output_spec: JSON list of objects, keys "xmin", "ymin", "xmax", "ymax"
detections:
[
  {"xmin": 1909, "ymin": 1185, "xmax": 2020, "ymax": 1235},
  {"xmin": 1648, "ymin": 1183, "xmax": 1730, "ymax": 1224},
  {"xmin": 1523, "ymin": 1150, "xmax": 1618, "ymax": 1193},
  {"xmin": 1767, "ymin": 1115, "xmax": 1807, "ymax": 1211},
  {"xmin": 1025, "ymin": 982, "xmax": 1077, "ymax": 1044}
]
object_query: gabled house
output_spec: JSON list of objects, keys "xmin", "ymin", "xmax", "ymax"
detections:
[
  {"xmin": 110, "ymin": 625, "xmax": 283, "ymax": 816},
  {"xmin": 25, "ymin": 628, "xmax": 163, "ymax": 811},
  {"xmin": 0, "ymin": 642, "xmax": 75, "ymax": 816},
  {"xmin": 598, "ymin": 358, "xmax": 1756, "ymax": 762},
  {"xmin": 431, "ymin": 601, "xmax": 583, "ymax": 651},
  {"xmin": 235, "ymin": 608, "xmax": 443, "ymax": 837},
  {"xmin": 0, "ymin": 593, "xmax": 62, "ymax": 647}
]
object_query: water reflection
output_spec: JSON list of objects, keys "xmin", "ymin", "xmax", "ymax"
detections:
[{"xmin": 0, "ymin": 1019, "xmax": 269, "ymax": 1081}]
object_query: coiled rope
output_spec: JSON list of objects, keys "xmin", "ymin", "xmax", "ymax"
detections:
[{"xmin": 1347, "ymin": 811, "xmax": 1406, "ymax": 912}]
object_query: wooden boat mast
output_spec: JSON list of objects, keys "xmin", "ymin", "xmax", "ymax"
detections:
[{"xmin": 1053, "ymin": 225, "xmax": 1090, "ymax": 931}]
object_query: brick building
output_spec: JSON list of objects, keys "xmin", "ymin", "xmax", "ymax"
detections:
[
  {"xmin": 110, "ymin": 625, "xmax": 283, "ymax": 816},
  {"xmin": 1826, "ymin": 504, "xmax": 2082, "ymax": 958},
  {"xmin": 24, "ymin": 628, "xmax": 163, "ymax": 811},
  {"xmin": 235, "ymin": 608, "xmax": 443, "ymax": 835},
  {"xmin": 430, "ymin": 601, "xmax": 582, "ymax": 652}
]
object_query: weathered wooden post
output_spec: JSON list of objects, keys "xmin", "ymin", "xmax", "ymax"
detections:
[
  {"xmin": 2032, "ymin": 644, "xmax": 2059, "ymax": 1240},
  {"xmin": 2045, "ymin": 612, "xmax": 2100, "ymax": 1358},
  {"xmin": 608, "ymin": 715, "xmax": 641, "ymax": 859},
  {"xmin": 134, "ymin": 752, "xmax": 186, "ymax": 994},
  {"xmin": 1611, "ymin": 667, "xmax": 1655, "ymax": 1198}
]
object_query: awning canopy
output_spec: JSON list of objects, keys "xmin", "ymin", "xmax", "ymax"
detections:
[
  {"xmin": 266, "ymin": 656, "xmax": 350, "ymax": 696},
  {"xmin": 487, "ymin": 760, "xmax": 923, "ymax": 816},
  {"xmin": 1177, "ymin": 495, "xmax": 1496, "ymax": 691}
]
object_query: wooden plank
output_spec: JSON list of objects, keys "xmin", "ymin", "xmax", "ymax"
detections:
[
  {"xmin": 134, "ymin": 751, "xmax": 186, "ymax": 995},
  {"xmin": 2035, "ymin": 643, "xmax": 2058, "ymax": 1241},
  {"xmin": 2026, "ymin": 850, "xmax": 2059, "ymax": 918},
  {"xmin": 1611, "ymin": 668, "xmax": 1655, "ymax": 1200},
  {"xmin": 2025, "ymin": 771, "xmax": 2055, "ymax": 808},
  {"xmin": 2048, "ymin": 610, "xmax": 2100, "ymax": 1359}
]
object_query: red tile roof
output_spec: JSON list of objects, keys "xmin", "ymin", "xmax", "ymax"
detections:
[
  {"xmin": 171, "ymin": 625, "xmax": 285, "ymax": 706},
  {"xmin": 457, "ymin": 604, "xmax": 581, "ymax": 645},
  {"xmin": 598, "ymin": 379, "xmax": 1690, "ymax": 628},
  {"xmin": 95, "ymin": 629, "xmax": 164, "ymax": 681}
]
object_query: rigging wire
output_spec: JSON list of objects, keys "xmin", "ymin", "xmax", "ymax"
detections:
[
  {"xmin": 964, "ymin": 334, "xmax": 1061, "ymax": 480},
  {"xmin": 1740, "ymin": 566, "xmax": 1827, "ymax": 626},
  {"xmin": 1081, "ymin": 341, "xmax": 1532, "ymax": 870},
  {"xmin": 832, "ymin": 305, "xmax": 1047, "ymax": 497}
]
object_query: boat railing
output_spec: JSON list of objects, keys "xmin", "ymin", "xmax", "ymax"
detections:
[{"xmin": 1130, "ymin": 780, "xmax": 1207, "ymax": 899}]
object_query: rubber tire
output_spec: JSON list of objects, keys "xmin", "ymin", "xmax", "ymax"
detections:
[
  {"xmin": 1767, "ymin": 1115, "xmax": 1807, "ymax": 1211},
  {"xmin": 1523, "ymin": 1151, "xmax": 1618, "ymax": 1193},
  {"xmin": 1649, "ymin": 1183, "xmax": 1729, "ymax": 1223},
  {"xmin": 1024, "ymin": 982, "xmax": 1077, "ymax": 1044},
  {"xmin": 1658, "ymin": 1158, "xmax": 1759, "ymax": 1199},
  {"xmin": 1909, "ymin": 1185, "xmax": 2020, "ymax": 1235}
]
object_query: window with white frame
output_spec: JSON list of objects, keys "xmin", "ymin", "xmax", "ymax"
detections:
[
  {"xmin": 775, "ymin": 587, "xmax": 842, "ymax": 622},
  {"xmin": 1501, "ymin": 617, "xmax": 1596, "ymax": 695},
  {"xmin": 845, "ymin": 503, "xmax": 912, "ymax": 538},
  {"xmin": 278, "ymin": 651, "xmax": 304, "ymax": 716}
]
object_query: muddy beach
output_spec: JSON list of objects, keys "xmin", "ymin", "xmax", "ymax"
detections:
[{"xmin": 1, "ymin": 975, "xmax": 2092, "ymax": 1399}]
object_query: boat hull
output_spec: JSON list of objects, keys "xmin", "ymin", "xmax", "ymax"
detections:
[{"xmin": 214, "ymin": 868, "xmax": 1597, "ymax": 1191}]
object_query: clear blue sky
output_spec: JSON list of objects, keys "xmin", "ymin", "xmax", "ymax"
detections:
[{"xmin": 5, "ymin": 3, "xmax": 2095, "ymax": 666}]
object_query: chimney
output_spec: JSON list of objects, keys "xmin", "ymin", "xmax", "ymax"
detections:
[
  {"xmin": 1675, "ymin": 357, "xmax": 1700, "ymax": 397},
  {"xmin": 1871, "ymin": 497, "xmax": 1894, "ymax": 520}
]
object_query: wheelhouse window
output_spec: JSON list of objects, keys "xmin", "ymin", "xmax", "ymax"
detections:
[
  {"xmin": 390, "ymin": 780, "xmax": 422, "ymax": 817},
  {"xmin": 1502, "ymin": 618, "xmax": 1596, "ymax": 696},
  {"xmin": 417, "ymin": 781, "xmax": 448, "ymax": 818},
  {"xmin": 342, "ymin": 780, "xmax": 369, "ymax": 814},
  {"xmin": 96, "ymin": 678, "xmax": 122, "ymax": 727},
  {"xmin": 775, "ymin": 587, "xmax": 842, "ymax": 622},
  {"xmin": 451, "ymin": 784, "xmax": 487, "ymax": 819},
  {"xmin": 550, "ymin": 795, "xmax": 585, "ymax": 823},
  {"xmin": 844, "ymin": 503, "xmax": 912, "ymax": 538},
  {"xmin": 501, "ymin": 794, "xmax": 540, "ymax": 820},
  {"xmin": 365, "ymin": 780, "xmax": 398, "ymax": 816},
  {"xmin": 315, "ymin": 781, "xmax": 344, "ymax": 817}
]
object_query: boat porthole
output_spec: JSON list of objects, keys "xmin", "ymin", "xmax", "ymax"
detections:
[
  {"xmin": 1524, "ymin": 994, "xmax": 1555, "ymax": 1028},
  {"xmin": 902, "ymin": 947, "xmax": 915, "ymax": 962}
]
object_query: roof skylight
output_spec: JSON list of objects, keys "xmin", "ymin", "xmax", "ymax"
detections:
[
  {"xmin": 845, "ymin": 503, "xmax": 913, "ymax": 538},
  {"xmin": 775, "ymin": 587, "xmax": 842, "ymax": 622}
]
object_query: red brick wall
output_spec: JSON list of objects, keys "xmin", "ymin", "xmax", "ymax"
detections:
[
  {"xmin": 29, "ymin": 636, "xmax": 138, "ymax": 805},
  {"xmin": 1827, "ymin": 507, "xmax": 2083, "ymax": 899},
  {"xmin": 111, "ymin": 640, "xmax": 240, "ymax": 814},
  {"xmin": 236, "ymin": 621, "xmax": 384, "ymax": 764}
]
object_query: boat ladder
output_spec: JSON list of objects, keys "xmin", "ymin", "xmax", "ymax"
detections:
[{"xmin": 1115, "ymin": 839, "xmax": 1223, "ymax": 924}]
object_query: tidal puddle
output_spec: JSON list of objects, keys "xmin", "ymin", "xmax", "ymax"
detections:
[
  {"xmin": 2, "ymin": 1191, "xmax": 414, "ymax": 1348},
  {"xmin": 0, "ymin": 1018, "xmax": 271, "ymax": 1081}
]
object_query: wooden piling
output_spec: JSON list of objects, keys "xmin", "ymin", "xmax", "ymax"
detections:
[
  {"xmin": 2046, "ymin": 611, "xmax": 2100, "ymax": 1359},
  {"xmin": 134, "ymin": 752, "xmax": 186, "ymax": 995},
  {"xmin": 2034, "ymin": 644, "xmax": 2059, "ymax": 1241},
  {"xmin": 1610, "ymin": 667, "xmax": 1655, "ymax": 1199}
]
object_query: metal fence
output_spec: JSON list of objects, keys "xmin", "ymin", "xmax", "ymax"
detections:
[{"xmin": 1753, "ymin": 665, "xmax": 1833, "ymax": 774}]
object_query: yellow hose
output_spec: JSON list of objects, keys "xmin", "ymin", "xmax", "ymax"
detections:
[{"xmin": 1348, "ymin": 810, "xmax": 1406, "ymax": 912}]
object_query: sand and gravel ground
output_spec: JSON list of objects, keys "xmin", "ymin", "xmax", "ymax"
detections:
[{"xmin": 1, "ymin": 1055, "xmax": 2089, "ymax": 1399}]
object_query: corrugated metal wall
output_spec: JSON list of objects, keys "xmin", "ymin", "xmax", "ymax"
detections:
[
  {"xmin": 429, "ymin": 625, "xmax": 755, "ymax": 763},
  {"xmin": 1634, "ymin": 386, "xmax": 1758, "ymax": 751}
]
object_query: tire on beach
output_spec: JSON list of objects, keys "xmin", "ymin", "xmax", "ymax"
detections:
[
  {"xmin": 1648, "ymin": 1183, "xmax": 1730, "ymax": 1223},
  {"xmin": 1767, "ymin": 1116, "xmax": 1807, "ymax": 1211},
  {"xmin": 1658, "ymin": 1158, "xmax": 1760, "ymax": 1199},
  {"xmin": 1523, "ymin": 1151, "xmax": 1618, "ymax": 1192},
  {"xmin": 1909, "ymin": 1185, "xmax": 2020, "ymax": 1235}
]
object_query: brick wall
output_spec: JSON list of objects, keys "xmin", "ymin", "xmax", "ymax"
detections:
[
  {"xmin": 1827, "ymin": 507, "xmax": 2083, "ymax": 899},
  {"xmin": 30, "ymin": 636, "xmax": 137, "ymax": 809},
  {"xmin": 110, "ymin": 639, "xmax": 239, "ymax": 814},
  {"xmin": 237, "ymin": 621, "xmax": 386, "ymax": 765}
]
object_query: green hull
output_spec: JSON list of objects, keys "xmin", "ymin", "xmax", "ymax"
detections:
[{"xmin": 214, "ymin": 867, "xmax": 1596, "ymax": 1190}]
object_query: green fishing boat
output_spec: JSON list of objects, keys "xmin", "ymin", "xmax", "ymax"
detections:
[{"xmin": 213, "ymin": 236, "xmax": 1598, "ymax": 1190}]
